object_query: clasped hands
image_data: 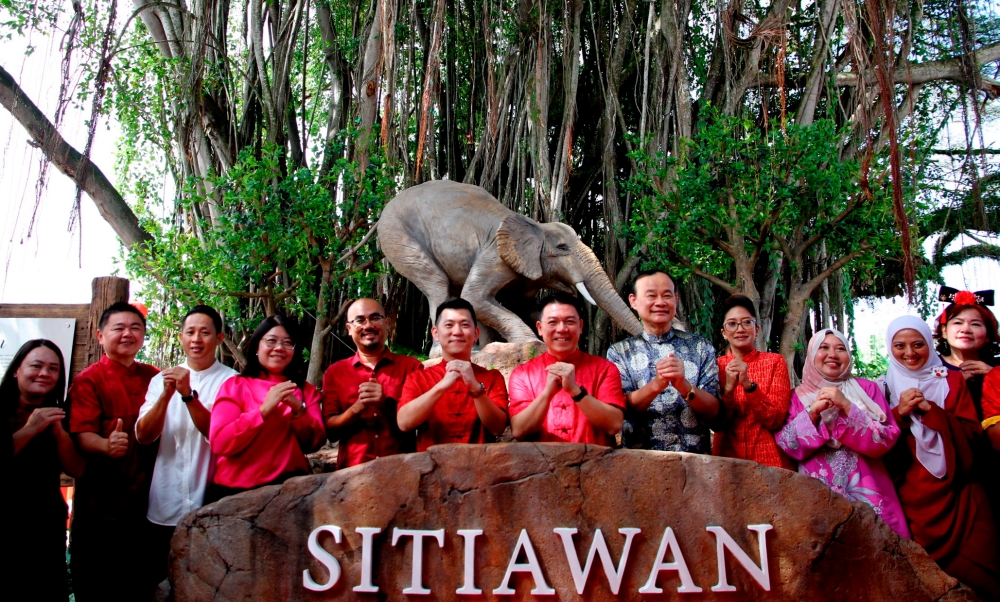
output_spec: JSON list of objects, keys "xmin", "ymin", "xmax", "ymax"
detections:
[
  {"xmin": 23, "ymin": 406, "xmax": 68, "ymax": 439},
  {"xmin": 440, "ymin": 360, "xmax": 484, "ymax": 394},
  {"xmin": 352, "ymin": 378, "xmax": 386, "ymax": 415},
  {"xmin": 544, "ymin": 362, "xmax": 582, "ymax": 397},
  {"xmin": 650, "ymin": 355, "xmax": 689, "ymax": 394},
  {"xmin": 807, "ymin": 387, "xmax": 852, "ymax": 423},
  {"xmin": 161, "ymin": 366, "xmax": 192, "ymax": 398},
  {"xmin": 263, "ymin": 381, "xmax": 307, "ymax": 418},
  {"xmin": 722, "ymin": 358, "xmax": 752, "ymax": 395},
  {"xmin": 896, "ymin": 388, "xmax": 933, "ymax": 417}
]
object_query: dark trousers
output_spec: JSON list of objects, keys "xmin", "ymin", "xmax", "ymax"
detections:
[
  {"xmin": 70, "ymin": 516, "xmax": 159, "ymax": 602},
  {"xmin": 148, "ymin": 522, "xmax": 176, "ymax": 590}
]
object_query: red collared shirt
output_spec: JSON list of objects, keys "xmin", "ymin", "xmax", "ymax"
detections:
[
  {"xmin": 508, "ymin": 350, "xmax": 626, "ymax": 446},
  {"xmin": 322, "ymin": 350, "xmax": 424, "ymax": 468},
  {"xmin": 398, "ymin": 361, "xmax": 508, "ymax": 452},
  {"xmin": 68, "ymin": 355, "xmax": 160, "ymax": 521}
]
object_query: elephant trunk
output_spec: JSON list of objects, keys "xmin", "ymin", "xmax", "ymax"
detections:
[{"xmin": 574, "ymin": 243, "xmax": 644, "ymax": 336}]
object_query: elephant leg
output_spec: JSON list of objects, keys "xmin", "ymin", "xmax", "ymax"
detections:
[
  {"xmin": 462, "ymin": 252, "xmax": 539, "ymax": 343},
  {"xmin": 383, "ymin": 244, "xmax": 452, "ymax": 324}
]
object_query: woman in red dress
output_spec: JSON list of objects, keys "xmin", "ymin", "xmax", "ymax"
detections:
[
  {"xmin": 713, "ymin": 294, "xmax": 793, "ymax": 469},
  {"xmin": 884, "ymin": 316, "xmax": 1000, "ymax": 599}
]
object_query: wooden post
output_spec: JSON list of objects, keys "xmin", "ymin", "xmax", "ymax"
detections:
[{"xmin": 85, "ymin": 276, "xmax": 130, "ymax": 366}]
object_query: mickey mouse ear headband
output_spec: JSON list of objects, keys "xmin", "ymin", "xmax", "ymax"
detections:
[{"xmin": 938, "ymin": 286, "xmax": 994, "ymax": 307}]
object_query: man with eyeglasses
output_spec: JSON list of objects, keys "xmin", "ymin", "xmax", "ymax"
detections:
[
  {"xmin": 508, "ymin": 293, "xmax": 625, "ymax": 444},
  {"xmin": 606, "ymin": 269, "xmax": 720, "ymax": 453},
  {"xmin": 323, "ymin": 298, "xmax": 424, "ymax": 468},
  {"xmin": 397, "ymin": 298, "xmax": 509, "ymax": 450}
]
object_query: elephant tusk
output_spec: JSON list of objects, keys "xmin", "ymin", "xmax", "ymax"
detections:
[{"xmin": 576, "ymin": 282, "xmax": 598, "ymax": 306}]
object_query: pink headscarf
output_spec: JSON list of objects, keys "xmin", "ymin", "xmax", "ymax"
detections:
[{"xmin": 796, "ymin": 328, "xmax": 887, "ymax": 430}]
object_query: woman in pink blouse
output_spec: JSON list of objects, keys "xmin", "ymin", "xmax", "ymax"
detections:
[
  {"xmin": 776, "ymin": 328, "xmax": 910, "ymax": 539},
  {"xmin": 206, "ymin": 315, "xmax": 326, "ymax": 502}
]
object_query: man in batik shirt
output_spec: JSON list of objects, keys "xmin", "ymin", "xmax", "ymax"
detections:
[{"xmin": 606, "ymin": 269, "xmax": 720, "ymax": 452}]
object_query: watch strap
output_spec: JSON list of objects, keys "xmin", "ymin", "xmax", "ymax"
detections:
[
  {"xmin": 571, "ymin": 386, "xmax": 588, "ymax": 402},
  {"xmin": 181, "ymin": 389, "xmax": 198, "ymax": 404}
]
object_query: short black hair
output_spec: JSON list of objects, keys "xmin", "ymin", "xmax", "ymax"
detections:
[
  {"xmin": 242, "ymin": 315, "xmax": 306, "ymax": 387},
  {"xmin": 182, "ymin": 305, "xmax": 224, "ymax": 334},
  {"xmin": 722, "ymin": 294, "xmax": 758, "ymax": 319},
  {"xmin": 631, "ymin": 268, "xmax": 676, "ymax": 295},
  {"xmin": 537, "ymin": 292, "xmax": 583, "ymax": 319},
  {"xmin": 99, "ymin": 301, "xmax": 146, "ymax": 329},
  {"xmin": 435, "ymin": 298, "xmax": 477, "ymax": 325}
]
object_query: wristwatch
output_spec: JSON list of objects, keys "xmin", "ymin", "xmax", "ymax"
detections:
[
  {"xmin": 181, "ymin": 390, "xmax": 199, "ymax": 404},
  {"xmin": 470, "ymin": 382, "xmax": 487, "ymax": 398},
  {"xmin": 742, "ymin": 381, "xmax": 759, "ymax": 394},
  {"xmin": 683, "ymin": 386, "xmax": 696, "ymax": 402},
  {"xmin": 571, "ymin": 386, "xmax": 588, "ymax": 402}
]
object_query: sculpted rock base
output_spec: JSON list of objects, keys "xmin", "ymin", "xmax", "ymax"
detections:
[{"xmin": 170, "ymin": 444, "xmax": 978, "ymax": 601}]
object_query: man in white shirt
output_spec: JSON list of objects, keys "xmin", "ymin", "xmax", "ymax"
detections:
[{"xmin": 135, "ymin": 305, "xmax": 237, "ymax": 588}]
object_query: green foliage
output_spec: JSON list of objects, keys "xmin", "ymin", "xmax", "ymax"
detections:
[
  {"xmin": 127, "ymin": 133, "xmax": 398, "ymax": 349},
  {"xmin": 853, "ymin": 335, "xmax": 890, "ymax": 381},
  {"xmin": 624, "ymin": 109, "xmax": 905, "ymax": 345}
]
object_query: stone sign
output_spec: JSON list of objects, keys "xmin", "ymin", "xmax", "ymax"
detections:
[{"xmin": 170, "ymin": 443, "xmax": 978, "ymax": 601}]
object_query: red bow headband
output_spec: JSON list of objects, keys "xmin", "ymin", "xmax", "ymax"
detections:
[{"xmin": 938, "ymin": 286, "xmax": 995, "ymax": 324}]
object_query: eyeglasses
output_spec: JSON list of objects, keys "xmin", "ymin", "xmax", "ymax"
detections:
[
  {"xmin": 348, "ymin": 314, "xmax": 385, "ymax": 327},
  {"xmin": 262, "ymin": 337, "xmax": 296, "ymax": 349},
  {"xmin": 723, "ymin": 318, "xmax": 757, "ymax": 332}
]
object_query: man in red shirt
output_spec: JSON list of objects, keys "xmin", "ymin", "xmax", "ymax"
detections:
[
  {"xmin": 68, "ymin": 301, "xmax": 161, "ymax": 602},
  {"xmin": 398, "ymin": 298, "xmax": 508, "ymax": 450},
  {"xmin": 323, "ymin": 298, "xmax": 423, "ymax": 468},
  {"xmin": 509, "ymin": 293, "xmax": 625, "ymax": 445}
]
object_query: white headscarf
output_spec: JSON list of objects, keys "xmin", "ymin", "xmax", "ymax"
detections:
[
  {"xmin": 796, "ymin": 328, "xmax": 886, "ymax": 447},
  {"xmin": 884, "ymin": 315, "xmax": 950, "ymax": 479}
]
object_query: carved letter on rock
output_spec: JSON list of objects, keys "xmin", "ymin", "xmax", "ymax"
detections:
[
  {"xmin": 492, "ymin": 529, "xmax": 556, "ymax": 596},
  {"xmin": 303, "ymin": 525, "xmax": 342, "ymax": 592},
  {"xmin": 392, "ymin": 528, "xmax": 446, "ymax": 595},
  {"xmin": 706, "ymin": 524, "xmax": 773, "ymax": 592},
  {"xmin": 554, "ymin": 527, "xmax": 641, "ymax": 594},
  {"xmin": 456, "ymin": 529, "xmax": 484, "ymax": 595},
  {"xmin": 352, "ymin": 527, "xmax": 382, "ymax": 593},
  {"xmin": 638, "ymin": 526, "xmax": 703, "ymax": 594}
]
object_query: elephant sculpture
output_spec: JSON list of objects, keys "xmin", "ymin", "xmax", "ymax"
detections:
[{"xmin": 378, "ymin": 181, "xmax": 643, "ymax": 343}]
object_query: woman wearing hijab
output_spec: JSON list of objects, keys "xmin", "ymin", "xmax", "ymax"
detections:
[
  {"xmin": 883, "ymin": 315, "xmax": 1000, "ymax": 599},
  {"xmin": 776, "ymin": 328, "xmax": 909, "ymax": 539}
]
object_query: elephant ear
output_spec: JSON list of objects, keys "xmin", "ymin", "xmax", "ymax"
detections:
[{"xmin": 497, "ymin": 214, "xmax": 544, "ymax": 281}]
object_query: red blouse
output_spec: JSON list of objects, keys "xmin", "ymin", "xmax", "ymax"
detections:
[{"xmin": 714, "ymin": 349, "xmax": 794, "ymax": 470}]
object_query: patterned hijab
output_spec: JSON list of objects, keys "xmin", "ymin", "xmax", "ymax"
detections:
[
  {"xmin": 884, "ymin": 316, "xmax": 949, "ymax": 479},
  {"xmin": 796, "ymin": 328, "xmax": 886, "ymax": 421}
]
